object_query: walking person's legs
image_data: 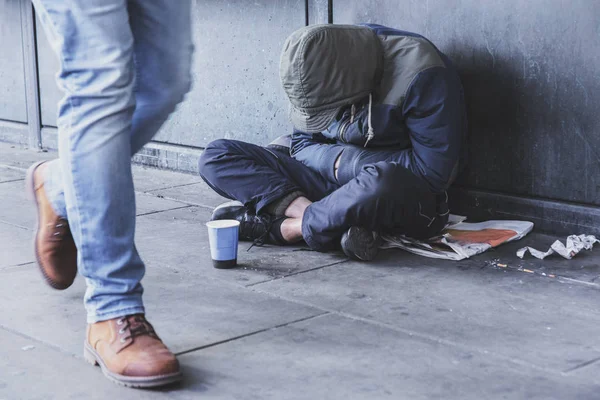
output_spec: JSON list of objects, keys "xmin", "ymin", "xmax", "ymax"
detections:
[{"xmin": 28, "ymin": 0, "xmax": 193, "ymax": 387}]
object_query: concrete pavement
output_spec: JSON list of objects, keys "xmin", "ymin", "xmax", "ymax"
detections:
[{"xmin": 0, "ymin": 142, "xmax": 599, "ymax": 399}]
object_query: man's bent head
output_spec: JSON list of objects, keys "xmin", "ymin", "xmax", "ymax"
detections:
[{"xmin": 280, "ymin": 24, "xmax": 384, "ymax": 133}]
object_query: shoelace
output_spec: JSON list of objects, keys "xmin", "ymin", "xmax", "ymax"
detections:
[
  {"xmin": 247, "ymin": 217, "xmax": 276, "ymax": 251},
  {"xmin": 116, "ymin": 315, "xmax": 158, "ymax": 344},
  {"xmin": 49, "ymin": 219, "xmax": 69, "ymax": 240}
]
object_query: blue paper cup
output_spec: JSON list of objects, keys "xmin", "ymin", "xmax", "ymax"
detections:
[{"xmin": 206, "ymin": 220, "xmax": 240, "ymax": 269}]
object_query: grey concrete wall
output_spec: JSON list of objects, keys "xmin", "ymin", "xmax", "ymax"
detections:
[
  {"xmin": 0, "ymin": 0, "xmax": 28, "ymax": 123},
  {"xmin": 334, "ymin": 0, "xmax": 600, "ymax": 207},
  {"xmin": 1, "ymin": 0, "xmax": 599, "ymax": 233},
  {"xmin": 35, "ymin": 0, "xmax": 305, "ymax": 148}
]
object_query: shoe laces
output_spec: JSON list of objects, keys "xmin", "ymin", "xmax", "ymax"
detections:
[
  {"xmin": 116, "ymin": 314, "xmax": 158, "ymax": 344},
  {"xmin": 49, "ymin": 218, "xmax": 70, "ymax": 241},
  {"xmin": 247, "ymin": 216, "xmax": 276, "ymax": 251}
]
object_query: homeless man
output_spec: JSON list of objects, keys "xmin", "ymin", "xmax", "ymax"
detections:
[{"xmin": 198, "ymin": 24, "xmax": 467, "ymax": 261}]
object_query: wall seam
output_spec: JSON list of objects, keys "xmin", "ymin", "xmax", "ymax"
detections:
[{"xmin": 19, "ymin": 1, "xmax": 42, "ymax": 150}]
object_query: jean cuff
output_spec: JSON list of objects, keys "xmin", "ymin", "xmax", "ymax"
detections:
[
  {"xmin": 87, "ymin": 305, "xmax": 146, "ymax": 324},
  {"xmin": 301, "ymin": 205, "xmax": 333, "ymax": 252},
  {"xmin": 43, "ymin": 159, "xmax": 68, "ymax": 218}
]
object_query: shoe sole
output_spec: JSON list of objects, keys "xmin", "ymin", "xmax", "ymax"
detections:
[
  {"xmin": 83, "ymin": 341, "xmax": 182, "ymax": 388},
  {"xmin": 211, "ymin": 200, "xmax": 244, "ymax": 220},
  {"xmin": 25, "ymin": 161, "xmax": 71, "ymax": 290},
  {"xmin": 341, "ymin": 227, "xmax": 381, "ymax": 261}
]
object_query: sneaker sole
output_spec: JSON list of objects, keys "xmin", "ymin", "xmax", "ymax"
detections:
[
  {"xmin": 25, "ymin": 161, "xmax": 71, "ymax": 290},
  {"xmin": 341, "ymin": 227, "xmax": 381, "ymax": 261},
  {"xmin": 83, "ymin": 341, "xmax": 182, "ymax": 388},
  {"xmin": 211, "ymin": 200, "xmax": 244, "ymax": 219},
  {"xmin": 211, "ymin": 200, "xmax": 244, "ymax": 221}
]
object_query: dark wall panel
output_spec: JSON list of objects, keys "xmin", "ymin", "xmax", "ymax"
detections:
[
  {"xmin": 334, "ymin": 0, "xmax": 600, "ymax": 206},
  {"xmin": 35, "ymin": 0, "xmax": 306, "ymax": 147},
  {"xmin": 0, "ymin": 0, "xmax": 27, "ymax": 123}
]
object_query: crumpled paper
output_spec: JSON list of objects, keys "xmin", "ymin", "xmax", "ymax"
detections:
[{"xmin": 517, "ymin": 235, "xmax": 599, "ymax": 260}]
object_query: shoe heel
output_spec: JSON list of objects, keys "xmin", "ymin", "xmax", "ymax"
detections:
[{"xmin": 83, "ymin": 344, "xmax": 99, "ymax": 366}]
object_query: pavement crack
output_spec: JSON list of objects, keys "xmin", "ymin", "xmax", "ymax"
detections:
[
  {"xmin": 175, "ymin": 312, "xmax": 329, "ymax": 357},
  {"xmin": 136, "ymin": 204, "xmax": 193, "ymax": 217},
  {"xmin": 563, "ymin": 356, "xmax": 600, "ymax": 374}
]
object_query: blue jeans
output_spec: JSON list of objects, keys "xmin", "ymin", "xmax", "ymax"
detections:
[{"xmin": 32, "ymin": 0, "xmax": 194, "ymax": 323}]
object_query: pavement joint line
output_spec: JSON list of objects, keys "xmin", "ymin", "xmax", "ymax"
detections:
[
  {"xmin": 248, "ymin": 285, "xmax": 567, "ymax": 377},
  {"xmin": 0, "ymin": 322, "xmax": 79, "ymax": 360},
  {"xmin": 142, "ymin": 193, "xmax": 216, "ymax": 210},
  {"xmin": 0, "ymin": 163, "xmax": 27, "ymax": 172},
  {"xmin": 0, "ymin": 220, "xmax": 30, "ymax": 231},
  {"xmin": 144, "ymin": 180, "xmax": 205, "ymax": 194},
  {"xmin": 245, "ymin": 259, "xmax": 350, "ymax": 287},
  {"xmin": 136, "ymin": 204, "xmax": 194, "ymax": 218},
  {"xmin": 563, "ymin": 356, "xmax": 600, "ymax": 374},
  {"xmin": 0, "ymin": 178, "xmax": 25, "ymax": 184},
  {"xmin": 175, "ymin": 311, "xmax": 330, "ymax": 357},
  {"xmin": 0, "ymin": 262, "xmax": 35, "ymax": 271},
  {"xmin": 557, "ymin": 276, "xmax": 600, "ymax": 289}
]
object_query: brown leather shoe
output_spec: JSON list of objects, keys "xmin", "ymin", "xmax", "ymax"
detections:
[
  {"xmin": 84, "ymin": 314, "xmax": 182, "ymax": 388},
  {"xmin": 26, "ymin": 161, "xmax": 77, "ymax": 290}
]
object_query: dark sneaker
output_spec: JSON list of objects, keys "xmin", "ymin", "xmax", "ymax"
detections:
[
  {"xmin": 340, "ymin": 226, "xmax": 381, "ymax": 261},
  {"xmin": 211, "ymin": 201, "xmax": 282, "ymax": 245}
]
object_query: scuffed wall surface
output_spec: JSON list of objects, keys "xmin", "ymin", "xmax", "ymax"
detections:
[
  {"xmin": 334, "ymin": 0, "xmax": 600, "ymax": 206},
  {"xmin": 35, "ymin": 0, "xmax": 306, "ymax": 147}
]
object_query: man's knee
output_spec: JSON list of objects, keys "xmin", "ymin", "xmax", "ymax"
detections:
[
  {"xmin": 359, "ymin": 162, "xmax": 428, "ymax": 201},
  {"xmin": 361, "ymin": 162, "xmax": 399, "ymax": 197},
  {"xmin": 198, "ymin": 139, "xmax": 237, "ymax": 177}
]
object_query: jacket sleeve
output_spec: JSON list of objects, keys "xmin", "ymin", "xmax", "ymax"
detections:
[
  {"xmin": 325, "ymin": 104, "xmax": 409, "ymax": 148},
  {"xmin": 290, "ymin": 129, "xmax": 344, "ymax": 184},
  {"xmin": 291, "ymin": 66, "xmax": 464, "ymax": 192},
  {"xmin": 394, "ymin": 66, "xmax": 464, "ymax": 192},
  {"xmin": 335, "ymin": 66, "xmax": 464, "ymax": 192}
]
